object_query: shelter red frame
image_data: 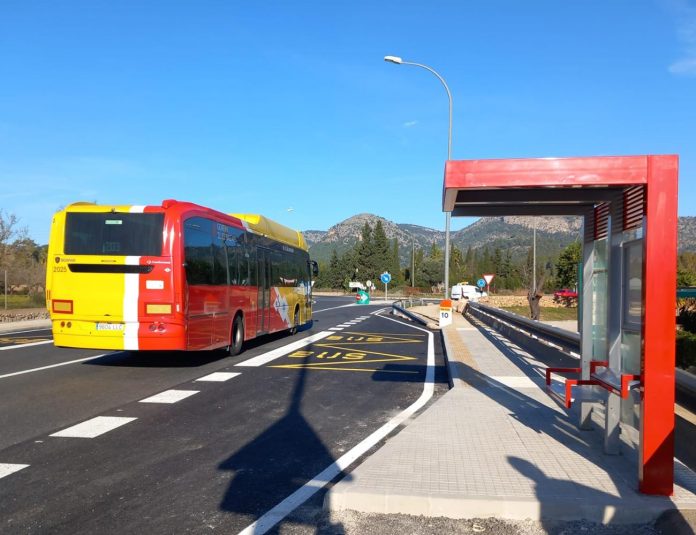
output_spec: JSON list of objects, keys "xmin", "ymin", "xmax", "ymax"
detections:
[{"xmin": 443, "ymin": 155, "xmax": 678, "ymax": 496}]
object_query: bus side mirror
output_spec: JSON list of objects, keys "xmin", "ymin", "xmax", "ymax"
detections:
[{"xmin": 310, "ymin": 261, "xmax": 319, "ymax": 276}]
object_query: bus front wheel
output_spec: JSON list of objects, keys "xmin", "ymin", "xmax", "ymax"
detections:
[{"xmin": 229, "ymin": 315, "xmax": 244, "ymax": 356}]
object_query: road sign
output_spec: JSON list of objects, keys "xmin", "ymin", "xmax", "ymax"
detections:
[
  {"xmin": 380, "ymin": 272, "xmax": 392, "ymax": 284},
  {"xmin": 483, "ymin": 274, "xmax": 495, "ymax": 285},
  {"xmin": 477, "ymin": 278, "xmax": 486, "ymax": 288}
]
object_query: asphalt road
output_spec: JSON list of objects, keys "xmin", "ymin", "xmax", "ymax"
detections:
[{"xmin": 0, "ymin": 296, "xmax": 448, "ymax": 534}]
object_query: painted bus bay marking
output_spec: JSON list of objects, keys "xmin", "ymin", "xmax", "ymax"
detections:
[
  {"xmin": 236, "ymin": 310, "xmax": 436, "ymax": 535},
  {"xmin": 50, "ymin": 416, "xmax": 137, "ymax": 438},
  {"xmin": 235, "ymin": 331, "xmax": 332, "ymax": 367},
  {"xmin": 269, "ymin": 333, "xmax": 423, "ymax": 373}
]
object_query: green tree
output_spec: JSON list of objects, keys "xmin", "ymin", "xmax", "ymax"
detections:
[{"xmin": 555, "ymin": 241, "xmax": 581, "ymax": 289}]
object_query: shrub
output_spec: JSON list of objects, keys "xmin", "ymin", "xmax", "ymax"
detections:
[
  {"xmin": 678, "ymin": 308, "xmax": 696, "ymax": 334},
  {"xmin": 676, "ymin": 330, "xmax": 696, "ymax": 370}
]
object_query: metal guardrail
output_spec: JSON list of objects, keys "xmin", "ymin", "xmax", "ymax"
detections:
[
  {"xmin": 391, "ymin": 301, "xmax": 431, "ymax": 326},
  {"xmin": 466, "ymin": 301, "xmax": 696, "ymax": 396},
  {"xmin": 468, "ymin": 301, "xmax": 579, "ymax": 351}
]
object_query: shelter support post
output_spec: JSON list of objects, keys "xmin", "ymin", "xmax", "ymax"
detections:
[{"xmin": 579, "ymin": 211, "xmax": 595, "ymax": 430}]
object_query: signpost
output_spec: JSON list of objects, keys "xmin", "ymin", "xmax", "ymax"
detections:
[
  {"xmin": 380, "ymin": 272, "xmax": 391, "ymax": 302},
  {"xmin": 439, "ymin": 299, "xmax": 452, "ymax": 327}
]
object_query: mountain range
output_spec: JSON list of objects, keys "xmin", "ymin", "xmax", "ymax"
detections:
[{"xmin": 304, "ymin": 214, "xmax": 696, "ymax": 266}]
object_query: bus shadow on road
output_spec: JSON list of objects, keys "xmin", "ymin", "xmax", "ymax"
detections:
[{"xmin": 217, "ymin": 355, "xmax": 348, "ymax": 534}]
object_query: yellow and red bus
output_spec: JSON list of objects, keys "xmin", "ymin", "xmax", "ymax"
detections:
[{"xmin": 46, "ymin": 200, "xmax": 317, "ymax": 354}]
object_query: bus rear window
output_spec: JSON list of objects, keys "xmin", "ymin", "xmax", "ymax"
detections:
[{"xmin": 65, "ymin": 213, "xmax": 164, "ymax": 256}]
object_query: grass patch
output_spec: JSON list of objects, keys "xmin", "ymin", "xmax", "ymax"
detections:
[{"xmin": 499, "ymin": 306, "xmax": 578, "ymax": 321}]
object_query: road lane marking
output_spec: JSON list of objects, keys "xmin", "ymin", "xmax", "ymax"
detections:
[
  {"xmin": 235, "ymin": 331, "xmax": 332, "ymax": 367},
  {"xmin": 329, "ymin": 328, "xmax": 343, "ymax": 331},
  {"xmin": 0, "ymin": 328, "xmax": 51, "ymax": 335},
  {"xmin": 0, "ymin": 463, "xmax": 29, "ymax": 480},
  {"xmin": 312, "ymin": 303, "xmax": 357, "ymax": 313},
  {"xmin": 237, "ymin": 311, "xmax": 435, "ymax": 535},
  {"xmin": 139, "ymin": 390, "xmax": 199, "ymax": 404},
  {"xmin": 195, "ymin": 372, "xmax": 241, "ymax": 382},
  {"xmin": 0, "ymin": 340, "xmax": 53, "ymax": 351},
  {"xmin": 0, "ymin": 354, "xmax": 114, "ymax": 380},
  {"xmin": 50, "ymin": 416, "xmax": 137, "ymax": 438}
]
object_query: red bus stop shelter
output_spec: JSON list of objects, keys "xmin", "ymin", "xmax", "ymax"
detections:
[{"xmin": 442, "ymin": 155, "xmax": 678, "ymax": 495}]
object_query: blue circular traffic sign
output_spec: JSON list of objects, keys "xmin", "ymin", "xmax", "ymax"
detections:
[
  {"xmin": 477, "ymin": 278, "xmax": 486, "ymax": 288},
  {"xmin": 380, "ymin": 272, "xmax": 392, "ymax": 284}
]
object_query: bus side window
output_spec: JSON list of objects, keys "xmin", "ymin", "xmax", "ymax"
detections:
[
  {"xmin": 212, "ymin": 232, "xmax": 228, "ymax": 285},
  {"xmin": 225, "ymin": 228, "xmax": 243, "ymax": 285},
  {"xmin": 184, "ymin": 218, "xmax": 213, "ymax": 285}
]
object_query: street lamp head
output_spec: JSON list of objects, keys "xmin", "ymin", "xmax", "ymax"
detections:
[{"xmin": 384, "ymin": 55, "xmax": 403, "ymax": 64}]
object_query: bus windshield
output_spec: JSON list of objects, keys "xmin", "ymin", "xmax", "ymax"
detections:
[{"xmin": 64, "ymin": 212, "xmax": 164, "ymax": 256}]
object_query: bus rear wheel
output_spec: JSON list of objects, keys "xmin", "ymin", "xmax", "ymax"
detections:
[
  {"xmin": 289, "ymin": 308, "xmax": 300, "ymax": 335},
  {"xmin": 229, "ymin": 315, "xmax": 244, "ymax": 356}
]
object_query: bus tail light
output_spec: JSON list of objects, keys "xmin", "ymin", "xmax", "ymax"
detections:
[
  {"xmin": 146, "ymin": 303, "xmax": 172, "ymax": 315},
  {"xmin": 52, "ymin": 300, "xmax": 73, "ymax": 314}
]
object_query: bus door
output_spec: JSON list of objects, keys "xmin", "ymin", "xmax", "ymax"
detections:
[{"xmin": 257, "ymin": 249, "xmax": 271, "ymax": 334}]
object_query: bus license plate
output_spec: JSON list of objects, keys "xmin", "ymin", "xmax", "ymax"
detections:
[{"xmin": 96, "ymin": 323, "xmax": 124, "ymax": 331}]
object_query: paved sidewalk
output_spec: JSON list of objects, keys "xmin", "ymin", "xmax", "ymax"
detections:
[{"xmin": 325, "ymin": 311, "xmax": 696, "ymax": 525}]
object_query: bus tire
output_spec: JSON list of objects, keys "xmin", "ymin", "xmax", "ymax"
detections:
[
  {"xmin": 229, "ymin": 315, "xmax": 244, "ymax": 356},
  {"xmin": 289, "ymin": 307, "xmax": 300, "ymax": 335}
]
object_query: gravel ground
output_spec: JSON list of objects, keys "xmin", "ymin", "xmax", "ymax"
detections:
[{"xmin": 274, "ymin": 503, "xmax": 696, "ymax": 535}]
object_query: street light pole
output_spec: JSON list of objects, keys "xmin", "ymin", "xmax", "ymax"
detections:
[{"xmin": 384, "ymin": 55, "xmax": 453, "ymax": 299}]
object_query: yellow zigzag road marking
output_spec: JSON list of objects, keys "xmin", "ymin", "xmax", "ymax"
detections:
[
  {"xmin": 339, "ymin": 331, "xmax": 427, "ymax": 338},
  {"xmin": 271, "ymin": 364, "xmax": 419, "ymax": 373}
]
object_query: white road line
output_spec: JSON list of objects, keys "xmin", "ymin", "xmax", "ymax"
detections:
[
  {"xmin": 235, "ymin": 331, "xmax": 332, "ymax": 367},
  {"xmin": 50, "ymin": 416, "xmax": 137, "ymax": 438},
  {"xmin": 329, "ymin": 328, "xmax": 343, "ymax": 331},
  {"xmin": 336, "ymin": 324, "xmax": 352, "ymax": 328},
  {"xmin": 0, "ymin": 328, "xmax": 51, "ymax": 335},
  {"xmin": 312, "ymin": 303, "xmax": 356, "ymax": 313},
  {"xmin": 0, "ymin": 463, "xmax": 29, "ymax": 480},
  {"xmin": 139, "ymin": 390, "xmax": 199, "ymax": 404},
  {"xmin": 0, "ymin": 354, "xmax": 114, "ymax": 380},
  {"xmin": 0, "ymin": 340, "xmax": 53, "ymax": 352},
  {"xmin": 236, "ymin": 311, "xmax": 435, "ymax": 535},
  {"xmin": 195, "ymin": 372, "xmax": 241, "ymax": 382},
  {"xmin": 370, "ymin": 308, "xmax": 388, "ymax": 315}
]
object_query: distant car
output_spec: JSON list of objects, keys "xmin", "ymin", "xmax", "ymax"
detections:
[{"xmin": 553, "ymin": 289, "xmax": 578, "ymax": 299}]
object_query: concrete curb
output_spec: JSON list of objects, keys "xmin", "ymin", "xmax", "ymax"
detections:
[{"xmin": 325, "ymin": 488, "xmax": 690, "ymax": 524}]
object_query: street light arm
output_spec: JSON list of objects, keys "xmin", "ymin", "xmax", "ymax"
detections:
[{"xmin": 399, "ymin": 61, "xmax": 452, "ymax": 161}]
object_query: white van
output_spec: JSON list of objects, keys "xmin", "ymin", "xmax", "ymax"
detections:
[{"xmin": 451, "ymin": 284, "xmax": 487, "ymax": 302}]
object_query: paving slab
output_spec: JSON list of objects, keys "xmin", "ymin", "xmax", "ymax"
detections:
[{"xmin": 325, "ymin": 312, "xmax": 696, "ymax": 524}]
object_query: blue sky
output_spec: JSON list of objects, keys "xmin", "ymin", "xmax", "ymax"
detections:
[{"xmin": 1, "ymin": 0, "xmax": 695, "ymax": 244}]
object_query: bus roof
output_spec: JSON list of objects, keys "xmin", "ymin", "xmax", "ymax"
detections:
[
  {"xmin": 232, "ymin": 213, "xmax": 308, "ymax": 251},
  {"xmin": 57, "ymin": 202, "xmax": 308, "ymax": 251}
]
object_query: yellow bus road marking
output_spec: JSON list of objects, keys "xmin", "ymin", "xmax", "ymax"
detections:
[{"xmin": 270, "ymin": 346, "xmax": 420, "ymax": 373}]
